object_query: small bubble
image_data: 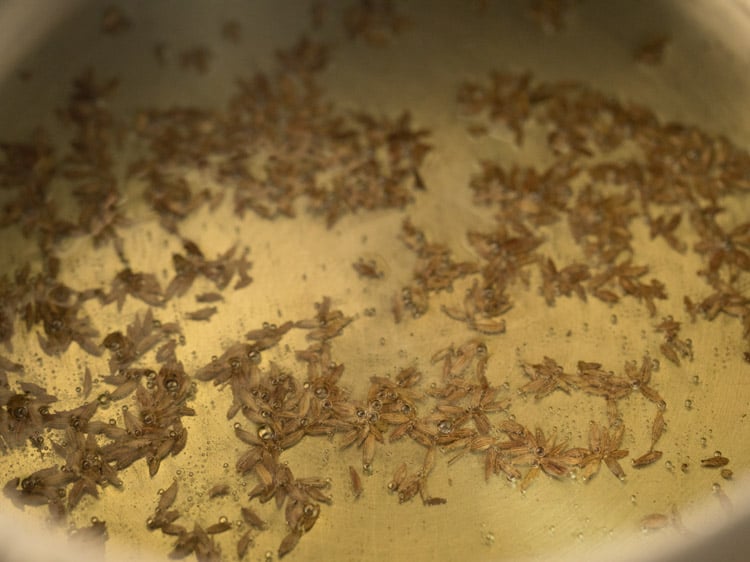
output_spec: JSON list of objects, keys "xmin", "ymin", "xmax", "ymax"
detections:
[
  {"xmin": 700, "ymin": 437, "xmax": 708, "ymax": 448},
  {"xmin": 314, "ymin": 387, "xmax": 329, "ymax": 399},
  {"xmin": 684, "ymin": 399, "xmax": 692, "ymax": 410},
  {"xmin": 362, "ymin": 463, "xmax": 373, "ymax": 474},
  {"xmin": 379, "ymin": 337, "xmax": 386, "ymax": 346},
  {"xmin": 179, "ymin": 335, "xmax": 186, "ymax": 344},
  {"xmin": 303, "ymin": 503, "xmax": 317, "ymax": 516},
  {"xmin": 219, "ymin": 516, "xmax": 228, "ymax": 524},
  {"xmin": 630, "ymin": 494, "xmax": 637, "ymax": 504},
  {"xmin": 692, "ymin": 375, "xmax": 700, "ymax": 385},
  {"xmin": 75, "ymin": 386, "xmax": 82, "ymax": 394},
  {"xmin": 576, "ymin": 532, "xmax": 584, "ymax": 541},
  {"xmin": 483, "ymin": 531, "xmax": 495, "ymax": 545},
  {"xmin": 680, "ymin": 463, "xmax": 689, "ymax": 473},
  {"xmin": 721, "ymin": 468, "xmax": 733, "ymax": 480},
  {"xmin": 257, "ymin": 425, "xmax": 275, "ymax": 440},
  {"xmin": 437, "ymin": 420, "xmax": 453, "ymax": 434},
  {"xmin": 712, "ymin": 482, "xmax": 722, "ymax": 493},
  {"xmin": 610, "ymin": 314, "xmax": 617, "ymax": 325},
  {"xmin": 665, "ymin": 460, "xmax": 674, "ymax": 471}
]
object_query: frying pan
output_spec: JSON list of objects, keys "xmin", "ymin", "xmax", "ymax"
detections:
[{"xmin": 1, "ymin": 2, "xmax": 749, "ymax": 561}]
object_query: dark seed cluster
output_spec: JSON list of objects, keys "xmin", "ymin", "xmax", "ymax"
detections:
[{"xmin": 1, "ymin": 1, "xmax": 749, "ymax": 560}]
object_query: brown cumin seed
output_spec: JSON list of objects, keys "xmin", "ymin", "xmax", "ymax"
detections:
[
  {"xmin": 641, "ymin": 513, "xmax": 670, "ymax": 531},
  {"xmin": 388, "ymin": 462, "xmax": 407, "ymax": 492},
  {"xmin": 208, "ymin": 483, "xmax": 231, "ymax": 499},
  {"xmin": 186, "ymin": 306, "xmax": 218, "ymax": 321},
  {"xmin": 206, "ymin": 520, "xmax": 232, "ymax": 534},
  {"xmin": 660, "ymin": 342, "xmax": 680, "ymax": 366},
  {"xmin": 424, "ymin": 496, "xmax": 447, "ymax": 506},
  {"xmin": 158, "ymin": 480, "xmax": 179, "ymax": 512},
  {"xmin": 650, "ymin": 410, "xmax": 665, "ymax": 448},
  {"xmin": 241, "ymin": 506, "xmax": 267, "ymax": 530},
  {"xmin": 349, "ymin": 465, "xmax": 363, "ymax": 498},
  {"xmin": 237, "ymin": 530, "xmax": 253, "ymax": 558},
  {"xmin": 82, "ymin": 367, "xmax": 93, "ymax": 398},
  {"xmin": 423, "ymin": 447, "xmax": 437, "ymax": 475},
  {"xmin": 701, "ymin": 455, "xmax": 729, "ymax": 468},
  {"xmin": 278, "ymin": 529, "xmax": 302, "ymax": 558},
  {"xmin": 631, "ymin": 450, "xmax": 662, "ymax": 468}
]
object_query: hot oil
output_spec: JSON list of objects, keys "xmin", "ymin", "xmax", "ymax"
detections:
[{"xmin": 1, "ymin": 1, "xmax": 749, "ymax": 561}]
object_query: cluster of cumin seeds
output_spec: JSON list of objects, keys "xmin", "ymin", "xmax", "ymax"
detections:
[{"xmin": 2, "ymin": 3, "xmax": 750, "ymax": 560}]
